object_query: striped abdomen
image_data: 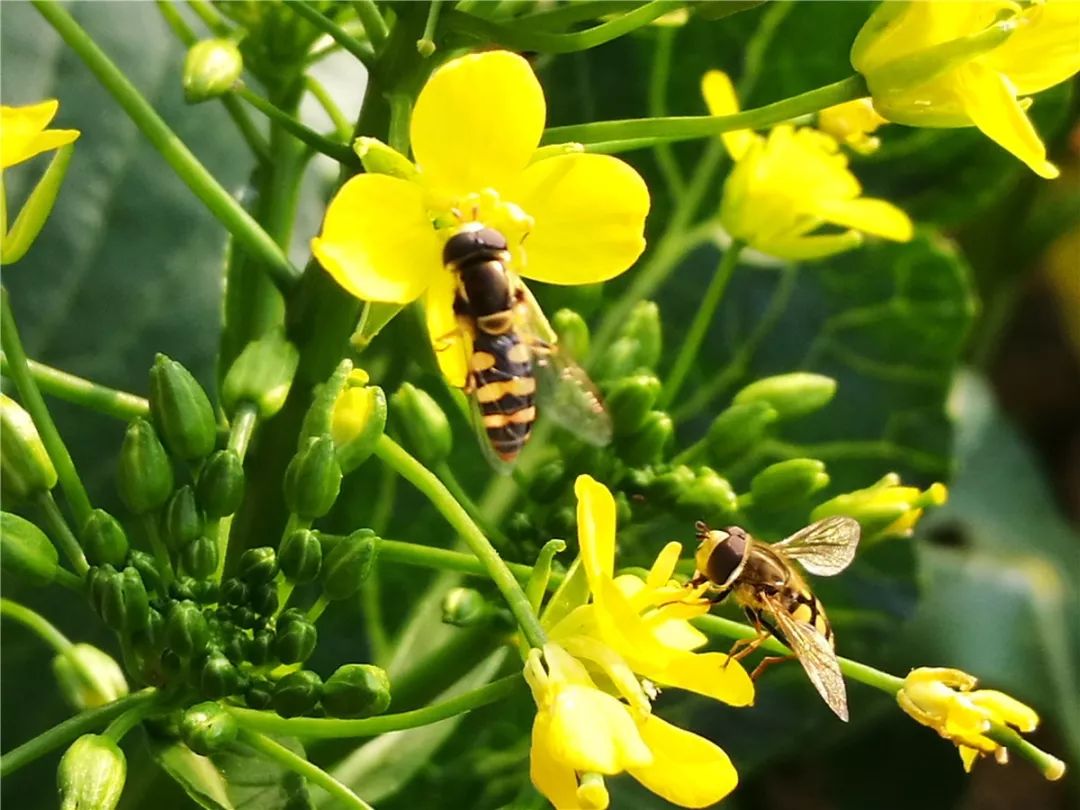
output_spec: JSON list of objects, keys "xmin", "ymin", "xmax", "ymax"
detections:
[{"xmin": 470, "ymin": 331, "xmax": 537, "ymax": 462}]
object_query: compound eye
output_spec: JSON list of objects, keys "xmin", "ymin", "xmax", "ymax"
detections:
[{"xmin": 704, "ymin": 529, "xmax": 748, "ymax": 586}]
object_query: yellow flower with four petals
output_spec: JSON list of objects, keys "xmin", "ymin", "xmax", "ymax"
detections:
[{"xmin": 312, "ymin": 50, "xmax": 650, "ymax": 388}]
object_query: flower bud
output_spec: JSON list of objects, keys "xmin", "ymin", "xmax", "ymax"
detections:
[
  {"xmin": 750, "ymin": 458, "xmax": 830, "ymax": 508},
  {"xmin": 81, "ymin": 509, "xmax": 129, "ymax": 568},
  {"xmin": 220, "ymin": 577, "xmax": 248, "ymax": 606},
  {"xmin": 200, "ymin": 653, "xmax": 239, "ymax": 699},
  {"xmin": 182, "ymin": 536, "xmax": 219, "ymax": 580},
  {"xmin": 321, "ymin": 529, "xmax": 378, "ymax": 601},
  {"xmin": 238, "ymin": 546, "xmax": 278, "ymax": 585},
  {"xmin": 98, "ymin": 570, "xmax": 128, "ymax": 632},
  {"xmin": 245, "ymin": 681, "xmax": 273, "ymax": 710},
  {"xmin": 279, "ymin": 529, "xmax": 322, "ymax": 584},
  {"xmin": 812, "ymin": 474, "xmax": 948, "ymax": 541},
  {"xmin": 222, "ymin": 329, "xmax": 299, "ymax": 419},
  {"xmin": 552, "ymin": 309, "xmax": 590, "ymax": 360},
  {"xmin": 592, "ymin": 336, "xmax": 642, "ymax": 381},
  {"xmin": 390, "ymin": 383, "xmax": 451, "ymax": 467},
  {"xmin": 441, "ymin": 587, "xmax": 488, "ymax": 627},
  {"xmin": 322, "ymin": 664, "xmax": 391, "ymax": 718},
  {"xmin": 353, "ymin": 137, "xmax": 420, "ymax": 181},
  {"xmin": 246, "ymin": 629, "xmax": 275, "ymax": 665},
  {"xmin": 117, "ymin": 419, "xmax": 174, "ymax": 514},
  {"xmin": 86, "ymin": 565, "xmax": 116, "ymax": 616},
  {"xmin": 149, "ymin": 354, "xmax": 217, "ymax": 461},
  {"xmin": 530, "ymin": 459, "xmax": 567, "ymax": 504},
  {"xmin": 621, "ymin": 301, "xmax": 662, "ymax": 369},
  {"xmin": 120, "ymin": 567, "xmax": 151, "ymax": 633},
  {"xmin": 272, "ymin": 670, "xmax": 322, "ymax": 718},
  {"xmin": 606, "ymin": 375, "xmax": 661, "ymax": 436},
  {"xmin": 180, "ymin": 701, "xmax": 239, "ymax": 755},
  {"xmin": 127, "ymin": 550, "xmax": 163, "ymax": 596},
  {"xmin": 619, "ymin": 410, "xmax": 673, "ymax": 467},
  {"xmin": 704, "ymin": 401, "xmax": 778, "ymax": 465},
  {"xmin": 196, "ymin": 449, "xmax": 246, "ymax": 519},
  {"xmin": 675, "ymin": 468, "xmax": 738, "ymax": 523},
  {"xmin": 58, "ymin": 734, "xmax": 126, "ymax": 810},
  {"xmin": 0, "ymin": 393, "xmax": 57, "ymax": 501},
  {"xmin": 250, "ymin": 582, "xmax": 279, "ymax": 617},
  {"xmin": 284, "ymin": 436, "xmax": 342, "ymax": 520},
  {"xmin": 330, "ymin": 380, "xmax": 387, "ymax": 474},
  {"xmin": 166, "ymin": 601, "xmax": 209, "ymax": 659},
  {"xmin": 733, "ymin": 373, "xmax": 837, "ymax": 421},
  {"xmin": 164, "ymin": 486, "xmax": 204, "ymax": 550},
  {"xmin": 52, "ymin": 644, "xmax": 129, "ymax": 711},
  {"xmin": 0, "ymin": 511, "xmax": 60, "ymax": 586},
  {"xmin": 275, "ymin": 619, "xmax": 317, "ymax": 664},
  {"xmin": 300, "ymin": 361, "xmax": 352, "ymax": 443},
  {"xmin": 183, "ymin": 38, "xmax": 243, "ymax": 104},
  {"xmin": 648, "ymin": 464, "xmax": 697, "ymax": 503}
]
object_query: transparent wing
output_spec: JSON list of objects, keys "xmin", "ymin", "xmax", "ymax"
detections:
[
  {"xmin": 514, "ymin": 278, "xmax": 612, "ymax": 447},
  {"xmin": 772, "ymin": 516, "xmax": 860, "ymax": 576},
  {"xmin": 761, "ymin": 592, "xmax": 849, "ymax": 721}
]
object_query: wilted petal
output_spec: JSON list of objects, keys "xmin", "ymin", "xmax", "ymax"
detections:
[{"xmin": 628, "ymin": 714, "xmax": 738, "ymax": 808}]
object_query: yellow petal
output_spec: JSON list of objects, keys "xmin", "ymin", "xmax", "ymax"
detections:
[
  {"xmin": 815, "ymin": 197, "xmax": 914, "ymax": 242},
  {"xmin": 757, "ymin": 231, "xmax": 865, "ymax": 261},
  {"xmin": 595, "ymin": 579, "xmax": 676, "ymax": 666},
  {"xmin": 635, "ymin": 651, "xmax": 755, "ymax": 707},
  {"xmin": 628, "ymin": 714, "xmax": 738, "ymax": 808},
  {"xmin": 575, "ymin": 475, "xmax": 616, "ymax": 585},
  {"xmin": 646, "ymin": 616, "xmax": 709, "ymax": 652},
  {"xmin": 969, "ymin": 690, "xmax": 1039, "ymax": 733},
  {"xmin": 1, "ymin": 100, "xmax": 79, "ymax": 169},
  {"xmin": 531, "ymin": 714, "xmax": 588, "ymax": 810},
  {"xmin": 982, "ymin": 1, "xmax": 1080, "ymax": 95},
  {"xmin": 959, "ymin": 745, "xmax": 981, "ymax": 772},
  {"xmin": 546, "ymin": 685, "xmax": 653, "ymax": 774},
  {"xmin": 645, "ymin": 542, "xmax": 683, "ymax": 591},
  {"xmin": 957, "ymin": 61, "xmax": 1059, "ymax": 178},
  {"xmin": 509, "ymin": 153, "xmax": 648, "ymax": 285},
  {"xmin": 411, "ymin": 51, "xmax": 544, "ymax": 196},
  {"xmin": 700, "ymin": 70, "xmax": 756, "ymax": 160},
  {"xmin": 424, "ymin": 270, "xmax": 470, "ymax": 388},
  {"xmin": 559, "ymin": 635, "xmax": 651, "ymax": 713},
  {"xmin": 312, "ymin": 173, "xmax": 442, "ymax": 302}
]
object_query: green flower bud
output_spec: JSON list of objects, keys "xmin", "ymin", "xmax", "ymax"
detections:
[
  {"xmin": 277, "ymin": 607, "xmax": 306, "ymax": 630},
  {"xmin": 552, "ymin": 309, "xmax": 590, "ymax": 360},
  {"xmin": 180, "ymin": 701, "xmax": 239, "ymax": 755},
  {"xmin": 704, "ymin": 401, "xmax": 778, "ymax": 466},
  {"xmin": 732, "ymin": 373, "xmax": 837, "ymax": 421},
  {"xmin": 592, "ymin": 336, "xmax": 641, "ymax": 381},
  {"xmin": 321, "ymin": 529, "xmax": 378, "ymax": 601},
  {"xmin": 233, "ymin": 606, "xmax": 258, "ymax": 630},
  {"xmin": 86, "ymin": 565, "xmax": 115, "ymax": 616},
  {"xmin": 200, "ymin": 653, "xmax": 239, "ymax": 699},
  {"xmin": 58, "ymin": 734, "xmax": 126, "ymax": 810},
  {"xmin": 127, "ymin": 550, "xmax": 163, "ymax": 595},
  {"xmin": 648, "ymin": 464, "xmax": 697, "ymax": 503},
  {"xmin": 81, "ymin": 509, "xmax": 129, "ymax": 568},
  {"xmin": 441, "ymin": 587, "xmax": 488, "ymax": 627},
  {"xmin": 811, "ymin": 474, "xmax": 948, "ymax": 541},
  {"xmin": 390, "ymin": 383, "xmax": 452, "ymax": 467},
  {"xmin": 330, "ymin": 380, "xmax": 387, "ymax": 474},
  {"xmin": 750, "ymin": 458, "xmax": 829, "ymax": 508},
  {"xmin": 275, "ymin": 619, "xmax": 317, "ymax": 664},
  {"xmin": 117, "ymin": 419, "xmax": 174, "ymax": 514},
  {"xmin": 284, "ymin": 436, "xmax": 342, "ymax": 520},
  {"xmin": 222, "ymin": 329, "xmax": 299, "ymax": 419},
  {"xmin": 52, "ymin": 644, "xmax": 129, "ymax": 711},
  {"xmin": 619, "ymin": 410, "xmax": 673, "ymax": 467},
  {"xmin": 164, "ymin": 486, "xmax": 203, "ymax": 550},
  {"xmin": 98, "ymin": 570, "xmax": 128, "ymax": 632},
  {"xmin": 149, "ymin": 354, "xmax": 217, "ymax": 461},
  {"xmin": 530, "ymin": 459, "xmax": 567, "ymax": 504},
  {"xmin": 193, "ymin": 580, "xmax": 219, "ymax": 604},
  {"xmin": 120, "ymin": 567, "xmax": 150, "ymax": 633},
  {"xmin": 0, "ymin": 511, "xmax": 59, "ymax": 586},
  {"xmin": 182, "ymin": 536, "xmax": 219, "ymax": 580},
  {"xmin": 0, "ymin": 394, "xmax": 57, "ymax": 501},
  {"xmin": 606, "ymin": 375, "xmax": 662, "ymax": 436},
  {"xmin": 353, "ymin": 136, "xmax": 420, "ymax": 181},
  {"xmin": 238, "ymin": 546, "xmax": 278, "ymax": 585},
  {"xmin": 278, "ymin": 529, "xmax": 322, "ymax": 584},
  {"xmin": 183, "ymin": 38, "xmax": 243, "ymax": 104},
  {"xmin": 249, "ymin": 582, "xmax": 278, "ymax": 617},
  {"xmin": 621, "ymin": 301, "xmax": 662, "ymax": 369},
  {"xmin": 220, "ymin": 577, "xmax": 248, "ymax": 606},
  {"xmin": 675, "ymin": 468, "xmax": 738, "ymax": 524},
  {"xmin": 321, "ymin": 664, "xmax": 391, "ymax": 718},
  {"xmin": 299, "ymin": 361, "xmax": 352, "ymax": 444},
  {"xmin": 196, "ymin": 449, "xmax": 246, "ymax": 519},
  {"xmin": 245, "ymin": 681, "xmax": 273, "ymax": 710},
  {"xmin": 273, "ymin": 670, "xmax": 323, "ymax": 718},
  {"xmin": 246, "ymin": 629, "xmax": 274, "ymax": 665},
  {"xmin": 166, "ymin": 601, "xmax": 209, "ymax": 659}
]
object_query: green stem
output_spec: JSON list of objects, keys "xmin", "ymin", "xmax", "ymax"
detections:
[
  {"xmin": 0, "ymin": 689, "xmax": 157, "ymax": 777},
  {"xmin": 1, "ymin": 288, "xmax": 94, "ymax": 529},
  {"xmin": 648, "ymin": 24, "xmax": 683, "ymax": 196},
  {"xmin": 288, "ymin": 0, "xmax": 375, "ymax": 68},
  {"xmin": 32, "ymin": 1, "xmax": 301, "ymax": 291},
  {"xmin": 542, "ymin": 74, "xmax": 868, "ymax": 149},
  {"xmin": 987, "ymin": 725, "xmax": 1067, "ymax": 781},
  {"xmin": 352, "ymin": 0, "xmax": 388, "ymax": 49},
  {"xmin": 214, "ymin": 401, "xmax": 259, "ymax": 579},
  {"xmin": 102, "ymin": 707, "xmax": 146, "ymax": 743},
  {"xmin": 434, "ymin": 462, "xmax": 509, "ymax": 547},
  {"xmin": 373, "ymin": 435, "xmax": 546, "ymax": 649},
  {"xmin": 418, "ymin": 0, "xmax": 444, "ymax": 56},
  {"xmin": 514, "ymin": 1, "xmax": 642, "ymax": 30},
  {"xmin": 0, "ymin": 352, "xmax": 150, "ymax": 420},
  {"xmin": 186, "ymin": 0, "xmax": 231, "ymax": 36},
  {"xmin": 238, "ymin": 729, "xmax": 374, "ymax": 810},
  {"xmin": 305, "ymin": 76, "xmax": 352, "ymax": 142},
  {"xmin": 306, "ymin": 594, "xmax": 330, "ymax": 623},
  {"xmin": 140, "ymin": 513, "xmax": 175, "ymax": 588},
  {"xmin": 0, "ymin": 597, "xmax": 74, "ymax": 654},
  {"xmin": 444, "ymin": 0, "xmax": 682, "ymax": 53},
  {"xmin": 229, "ymin": 674, "xmax": 521, "ymax": 738},
  {"xmin": 233, "ymin": 85, "xmax": 358, "ymax": 167},
  {"xmin": 387, "ymin": 93, "xmax": 412, "ymax": 155},
  {"xmin": 660, "ymin": 240, "xmax": 744, "ymax": 408},
  {"xmin": 35, "ymin": 492, "xmax": 90, "ymax": 576}
]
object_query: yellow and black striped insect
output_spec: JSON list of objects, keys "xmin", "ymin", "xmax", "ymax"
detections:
[
  {"xmin": 692, "ymin": 516, "xmax": 861, "ymax": 721},
  {"xmin": 441, "ymin": 223, "xmax": 610, "ymax": 466}
]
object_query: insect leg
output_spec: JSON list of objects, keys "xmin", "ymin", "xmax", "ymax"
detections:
[
  {"xmin": 726, "ymin": 609, "xmax": 771, "ymax": 665},
  {"xmin": 750, "ymin": 655, "xmax": 797, "ymax": 681}
]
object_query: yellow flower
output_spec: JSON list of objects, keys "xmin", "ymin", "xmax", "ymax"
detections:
[
  {"xmin": 851, "ymin": 0, "xmax": 1080, "ymax": 179},
  {"xmin": 702, "ymin": 71, "xmax": 913, "ymax": 261},
  {"xmin": 525, "ymin": 475, "xmax": 752, "ymax": 809},
  {"xmin": 312, "ymin": 50, "xmax": 650, "ymax": 388},
  {"xmin": 818, "ymin": 98, "xmax": 889, "ymax": 154},
  {"xmin": 1, "ymin": 100, "xmax": 79, "ymax": 169},
  {"xmin": 897, "ymin": 667, "xmax": 1062, "ymax": 777},
  {"xmin": 811, "ymin": 473, "xmax": 947, "ymax": 541}
]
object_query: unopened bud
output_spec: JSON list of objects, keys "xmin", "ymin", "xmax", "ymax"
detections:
[
  {"xmin": 442, "ymin": 587, "xmax": 488, "ymax": 627},
  {"xmin": 117, "ymin": 419, "xmax": 174, "ymax": 514},
  {"xmin": 181, "ymin": 701, "xmax": 238, "ymax": 755},
  {"xmin": 750, "ymin": 458, "xmax": 829, "ymax": 508},
  {"xmin": 183, "ymin": 38, "xmax": 243, "ymax": 104},
  {"xmin": 704, "ymin": 401, "xmax": 778, "ymax": 465},
  {"xmin": 81, "ymin": 510, "xmax": 129, "ymax": 567},
  {"xmin": 321, "ymin": 529, "xmax": 378, "ymax": 601},
  {"xmin": 322, "ymin": 664, "xmax": 391, "ymax": 718},
  {"xmin": 52, "ymin": 644, "xmax": 128, "ymax": 711},
  {"xmin": 812, "ymin": 474, "xmax": 948, "ymax": 541},
  {"xmin": 196, "ymin": 449, "xmax": 246, "ymax": 519},
  {"xmin": 330, "ymin": 376, "xmax": 386, "ymax": 473},
  {"xmin": 552, "ymin": 309, "xmax": 590, "ymax": 360},
  {"xmin": 120, "ymin": 567, "xmax": 150, "ymax": 633},
  {"xmin": 164, "ymin": 486, "xmax": 204, "ymax": 550},
  {"xmin": 619, "ymin": 410, "xmax": 673, "ymax": 467},
  {"xmin": 279, "ymin": 529, "xmax": 322, "ymax": 584},
  {"xmin": 200, "ymin": 653, "xmax": 239, "ymax": 699},
  {"xmin": 391, "ymin": 383, "xmax": 451, "ymax": 466},
  {"xmin": 149, "ymin": 354, "xmax": 217, "ymax": 461},
  {"xmin": 1, "ymin": 511, "xmax": 60, "ymax": 586},
  {"xmin": 0, "ymin": 393, "xmax": 57, "ymax": 501},
  {"xmin": 284, "ymin": 436, "xmax": 342, "ymax": 519},
  {"xmin": 733, "ymin": 373, "xmax": 837, "ymax": 421},
  {"xmin": 58, "ymin": 734, "xmax": 126, "ymax": 810},
  {"xmin": 166, "ymin": 601, "xmax": 209, "ymax": 659},
  {"xmin": 606, "ymin": 375, "xmax": 661, "ymax": 436},
  {"xmin": 622, "ymin": 301, "xmax": 662, "ymax": 369},
  {"xmin": 273, "ymin": 670, "xmax": 322, "ymax": 718},
  {"xmin": 182, "ymin": 536, "xmax": 219, "ymax": 580},
  {"xmin": 675, "ymin": 468, "xmax": 738, "ymax": 524},
  {"xmin": 238, "ymin": 546, "xmax": 278, "ymax": 585},
  {"xmin": 275, "ymin": 619, "xmax": 317, "ymax": 664},
  {"xmin": 127, "ymin": 550, "xmax": 163, "ymax": 596},
  {"xmin": 353, "ymin": 136, "xmax": 420, "ymax": 181},
  {"xmin": 222, "ymin": 329, "xmax": 299, "ymax": 419}
]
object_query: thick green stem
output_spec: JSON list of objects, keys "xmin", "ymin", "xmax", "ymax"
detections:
[
  {"xmin": 543, "ymin": 75, "xmax": 868, "ymax": 149},
  {"xmin": 648, "ymin": 24, "xmax": 683, "ymax": 196},
  {"xmin": 288, "ymin": 0, "xmax": 375, "ymax": 68},
  {"xmin": 238, "ymin": 729, "xmax": 374, "ymax": 810},
  {"xmin": 1, "ymin": 288, "xmax": 93, "ymax": 529},
  {"xmin": 233, "ymin": 85, "xmax": 358, "ymax": 167},
  {"xmin": 229, "ymin": 674, "xmax": 521, "ymax": 738},
  {"xmin": 214, "ymin": 401, "xmax": 259, "ymax": 579},
  {"xmin": 352, "ymin": 0, "xmax": 388, "ymax": 49},
  {"xmin": 305, "ymin": 76, "xmax": 353, "ymax": 142},
  {"xmin": 32, "ymin": 1, "xmax": 301, "ymax": 291},
  {"xmin": 373, "ymin": 435, "xmax": 546, "ymax": 649},
  {"xmin": 660, "ymin": 241, "xmax": 744, "ymax": 408},
  {"xmin": 36, "ymin": 492, "xmax": 90, "ymax": 576},
  {"xmin": 434, "ymin": 462, "xmax": 509, "ymax": 547},
  {"xmin": 0, "ymin": 689, "xmax": 157, "ymax": 777},
  {"xmin": 0, "ymin": 352, "xmax": 149, "ymax": 420}
]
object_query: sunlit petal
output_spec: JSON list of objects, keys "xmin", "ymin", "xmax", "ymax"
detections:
[
  {"xmin": 635, "ymin": 651, "xmax": 755, "ymax": 707},
  {"xmin": 424, "ymin": 270, "xmax": 470, "ymax": 388},
  {"xmin": 815, "ymin": 197, "xmax": 914, "ymax": 241},
  {"xmin": 969, "ymin": 690, "xmax": 1039, "ymax": 733},
  {"xmin": 1, "ymin": 100, "xmax": 79, "ymax": 169},
  {"xmin": 982, "ymin": 1, "xmax": 1080, "ymax": 95},
  {"xmin": 575, "ymin": 475, "xmax": 616, "ymax": 585},
  {"xmin": 546, "ymin": 685, "xmax": 653, "ymax": 774},
  {"xmin": 530, "ymin": 715, "xmax": 582, "ymax": 810},
  {"xmin": 759, "ymin": 231, "xmax": 865, "ymax": 261},
  {"xmin": 628, "ymin": 714, "xmax": 738, "ymax": 808},
  {"xmin": 700, "ymin": 70, "xmax": 756, "ymax": 160},
  {"xmin": 645, "ymin": 542, "xmax": 683, "ymax": 590}
]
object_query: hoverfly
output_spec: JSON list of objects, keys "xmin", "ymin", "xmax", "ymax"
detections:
[
  {"xmin": 439, "ymin": 223, "xmax": 611, "ymax": 466},
  {"xmin": 692, "ymin": 516, "xmax": 861, "ymax": 721}
]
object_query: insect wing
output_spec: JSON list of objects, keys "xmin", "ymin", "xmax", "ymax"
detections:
[
  {"xmin": 772, "ymin": 516, "xmax": 860, "ymax": 576},
  {"xmin": 761, "ymin": 591, "xmax": 849, "ymax": 721}
]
